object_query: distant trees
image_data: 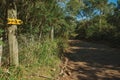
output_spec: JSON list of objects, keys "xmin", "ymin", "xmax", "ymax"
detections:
[
  {"xmin": 16, "ymin": 0, "xmax": 70, "ymax": 39},
  {"xmin": 76, "ymin": 0, "xmax": 120, "ymax": 46}
]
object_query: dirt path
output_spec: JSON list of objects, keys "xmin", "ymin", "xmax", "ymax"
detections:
[{"xmin": 60, "ymin": 40, "xmax": 120, "ymax": 80}]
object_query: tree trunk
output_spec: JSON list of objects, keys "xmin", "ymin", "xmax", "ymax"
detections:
[
  {"xmin": 7, "ymin": 2, "xmax": 19, "ymax": 66},
  {"xmin": 51, "ymin": 26, "xmax": 54, "ymax": 41},
  {"xmin": 39, "ymin": 25, "xmax": 43, "ymax": 40},
  {"xmin": 99, "ymin": 17, "xmax": 102, "ymax": 31},
  {"xmin": 0, "ymin": 38, "xmax": 2, "ymax": 67},
  {"xmin": 39, "ymin": 29, "xmax": 42, "ymax": 40}
]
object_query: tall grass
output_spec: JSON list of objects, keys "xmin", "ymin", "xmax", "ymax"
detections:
[
  {"xmin": 19, "ymin": 36, "xmax": 60, "ymax": 66},
  {"xmin": 0, "ymin": 35, "xmax": 66, "ymax": 80}
]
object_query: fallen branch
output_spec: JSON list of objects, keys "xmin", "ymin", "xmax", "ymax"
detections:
[
  {"xmin": 31, "ymin": 73, "xmax": 54, "ymax": 80},
  {"xmin": 38, "ymin": 75, "xmax": 53, "ymax": 80}
]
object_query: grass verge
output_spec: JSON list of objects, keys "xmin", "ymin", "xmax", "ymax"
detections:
[{"xmin": 0, "ymin": 35, "xmax": 67, "ymax": 80}]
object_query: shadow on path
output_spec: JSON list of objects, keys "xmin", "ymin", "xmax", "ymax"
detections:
[{"xmin": 61, "ymin": 40, "xmax": 120, "ymax": 80}]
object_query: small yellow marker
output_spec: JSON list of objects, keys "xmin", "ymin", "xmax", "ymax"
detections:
[{"xmin": 7, "ymin": 18, "xmax": 23, "ymax": 25}]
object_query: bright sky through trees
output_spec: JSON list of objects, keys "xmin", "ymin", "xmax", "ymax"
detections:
[
  {"xmin": 109, "ymin": 0, "xmax": 117, "ymax": 4},
  {"xmin": 76, "ymin": 0, "xmax": 118, "ymax": 21}
]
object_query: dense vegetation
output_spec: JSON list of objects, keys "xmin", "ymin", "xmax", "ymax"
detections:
[
  {"xmin": 0, "ymin": 0, "xmax": 120, "ymax": 79},
  {"xmin": 75, "ymin": 0, "xmax": 120, "ymax": 47}
]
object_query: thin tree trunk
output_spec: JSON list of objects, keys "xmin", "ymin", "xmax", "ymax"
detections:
[
  {"xmin": 39, "ymin": 25, "xmax": 43, "ymax": 40},
  {"xmin": 39, "ymin": 29, "xmax": 42, "ymax": 39},
  {"xmin": 99, "ymin": 17, "xmax": 102, "ymax": 31},
  {"xmin": 7, "ymin": 2, "xmax": 19, "ymax": 66},
  {"xmin": 99, "ymin": 9, "xmax": 103, "ymax": 32},
  {"xmin": 38, "ymin": 17, "xmax": 45, "ymax": 40},
  {"xmin": 0, "ymin": 37, "xmax": 2, "ymax": 67},
  {"xmin": 51, "ymin": 26, "xmax": 54, "ymax": 41}
]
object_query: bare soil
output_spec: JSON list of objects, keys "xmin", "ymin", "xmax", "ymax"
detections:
[{"xmin": 60, "ymin": 40, "xmax": 120, "ymax": 80}]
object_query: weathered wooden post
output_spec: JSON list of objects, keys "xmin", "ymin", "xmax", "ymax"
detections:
[{"xmin": 7, "ymin": 0, "xmax": 19, "ymax": 66}]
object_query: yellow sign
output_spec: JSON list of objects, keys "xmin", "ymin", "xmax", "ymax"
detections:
[{"xmin": 7, "ymin": 18, "xmax": 23, "ymax": 25}]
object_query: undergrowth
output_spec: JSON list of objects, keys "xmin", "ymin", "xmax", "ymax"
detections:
[{"xmin": 0, "ymin": 35, "xmax": 67, "ymax": 80}]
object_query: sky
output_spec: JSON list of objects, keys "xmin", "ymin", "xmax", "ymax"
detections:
[
  {"xmin": 76, "ymin": 0, "xmax": 118, "ymax": 21},
  {"xmin": 58, "ymin": 0, "xmax": 118, "ymax": 21},
  {"xmin": 58, "ymin": 0, "xmax": 118, "ymax": 9},
  {"xmin": 108, "ymin": 0, "xmax": 117, "ymax": 5}
]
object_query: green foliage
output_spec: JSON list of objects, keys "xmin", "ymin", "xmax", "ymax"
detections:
[
  {"xmin": 17, "ymin": 0, "xmax": 70, "ymax": 40},
  {"xmin": 0, "ymin": 66, "xmax": 24, "ymax": 80},
  {"xmin": 67, "ymin": 0, "xmax": 84, "ymax": 15},
  {"xmin": 0, "ymin": 1, "xmax": 72, "ymax": 79},
  {"xmin": 0, "ymin": 1, "xmax": 85, "ymax": 80},
  {"xmin": 19, "ymin": 36, "xmax": 61, "ymax": 67},
  {"xmin": 76, "ymin": 16, "xmax": 116, "ymax": 40},
  {"xmin": 0, "ymin": 36, "xmax": 64, "ymax": 79},
  {"xmin": 86, "ymin": 25, "xmax": 99, "ymax": 38},
  {"xmin": 75, "ymin": 0, "xmax": 120, "ymax": 47}
]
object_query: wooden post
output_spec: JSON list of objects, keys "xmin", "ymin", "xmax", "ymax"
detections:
[{"xmin": 7, "ymin": 1, "xmax": 19, "ymax": 66}]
